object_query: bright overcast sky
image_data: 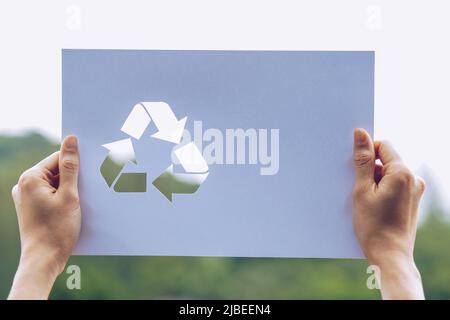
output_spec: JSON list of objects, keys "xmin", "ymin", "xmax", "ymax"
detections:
[{"xmin": 1, "ymin": 0, "xmax": 449, "ymax": 210}]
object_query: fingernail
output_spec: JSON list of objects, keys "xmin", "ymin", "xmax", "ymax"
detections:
[
  {"xmin": 354, "ymin": 129, "xmax": 367, "ymax": 146},
  {"xmin": 64, "ymin": 135, "xmax": 78, "ymax": 151}
]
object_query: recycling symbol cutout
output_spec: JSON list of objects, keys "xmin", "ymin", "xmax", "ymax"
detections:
[{"xmin": 100, "ymin": 102, "xmax": 209, "ymax": 202}]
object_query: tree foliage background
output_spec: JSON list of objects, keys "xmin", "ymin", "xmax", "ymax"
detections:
[{"xmin": 0, "ymin": 133, "xmax": 449, "ymax": 299}]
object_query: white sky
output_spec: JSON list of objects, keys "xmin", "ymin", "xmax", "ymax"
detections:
[{"xmin": 0, "ymin": 0, "xmax": 449, "ymax": 210}]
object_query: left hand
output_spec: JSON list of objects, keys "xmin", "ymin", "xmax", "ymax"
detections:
[{"xmin": 9, "ymin": 135, "xmax": 81, "ymax": 300}]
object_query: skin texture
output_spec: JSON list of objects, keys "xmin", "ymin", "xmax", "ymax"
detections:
[
  {"xmin": 8, "ymin": 131, "xmax": 425, "ymax": 300},
  {"xmin": 353, "ymin": 128, "xmax": 425, "ymax": 300},
  {"xmin": 8, "ymin": 135, "xmax": 81, "ymax": 300}
]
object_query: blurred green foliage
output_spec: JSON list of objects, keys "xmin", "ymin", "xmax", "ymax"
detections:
[{"xmin": 0, "ymin": 133, "xmax": 449, "ymax": 299}]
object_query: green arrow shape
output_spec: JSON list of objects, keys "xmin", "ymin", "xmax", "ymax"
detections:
[
  {"xmin": 100, "ymin": 154, "xmax": 147, "ymax": 192},
  {"xmin": 113, "ymin": 172, "xmax": 147, "ymax": 192},
  {"xmin": 152, "ymin": 165, "xmax": 209, "ymax": 202},
  {"xmin": 100, "ymin": 155, "xmax": 125, "ymax": 187}
]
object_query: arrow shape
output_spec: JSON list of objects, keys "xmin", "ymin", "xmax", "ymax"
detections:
[
  {"xmin": 141, "ymin": 102, "xmax": 187, "ymax": 144},
  {"xmin": 174, "ymin": 142, "xmax": 209, "ymax": 173},
  {"xmin": 113, "ymin": 172, "xmax": 147, "ymax": 192},
  {"xmin": 120, "ymin": 103, "xmax": 152, "ymax": 140},
  {"xmin": 152, "ymin": 165, "xmax": 209, "ymax": 202},
  {"xmin": 100, "ymin": 154, "xmax": 126, "ymax": 187},
  {"xmin": 102, "ymin": 138, "xmax": 137, "ymax": 164},
  {"xmin": 100, "ymin": 138, "xmax": 147, "ymax": 192}
]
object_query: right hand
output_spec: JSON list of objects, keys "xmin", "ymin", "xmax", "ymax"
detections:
[{"xmin": 352, "ymin": 128, "xmax": 425, "ymax": 300}]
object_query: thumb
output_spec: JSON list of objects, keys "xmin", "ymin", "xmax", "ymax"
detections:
[
  {"xmin": 353, "ymin": 128, "xmax": 376, "ymax": 189},
  {"xmin": 59, "ymin": 135, "xmax": 80, "ymax": 193}
]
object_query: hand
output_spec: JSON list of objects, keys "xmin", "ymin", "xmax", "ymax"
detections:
[
  {"xmin": 352, "ymin": 129, "xmax": 425, "ymax": 300},
  {"xmin": 8, "ymin": 135, "xmax": 81, "ymax": 300}
]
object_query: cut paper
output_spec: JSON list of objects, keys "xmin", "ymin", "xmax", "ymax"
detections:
[
  {"xmin": 120, "ymin": 104, "xmax": 151, "ymax": 140},
  {"xmin": 142, "ymin": 102, "xmax": 187, "ymax": 144},
  {"xmin": 174, "ymin": 142, "xmax": 209, "ymax": 173},
  {"xmin": 101, "ymin": 101, "xmax": 208, "ymax": 199},
  {"xmin": 100, "ymin": 138, "xmax": 147, "ymax": 192},
  {"xmin": 152, "ymin": 165, "xmax": 209, "ymax": 202},
  {"xmin": 62, "ymin": 49, "xmax": 374, "ymax": 258}
]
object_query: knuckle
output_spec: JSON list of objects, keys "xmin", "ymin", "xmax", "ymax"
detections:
[
  {"xmin": 416, "ymin": 177, "xmax": 426, "ymax": 194},
  {"xmin": 11, "ymin": 184, "xmax": 18, "ymax": 199},
  {"xmin": 64, "ymin": 190, "xmax": 80, "ymax": 203},
  {"xmin": 62, "ymin": 158, "xmax": 79, "ymax": 173},
  {"xmin": 393, "ymin": 167, "xmax": 415, "ymax": 188},
  {"xmin": 354, "ymin": 152, "xmax": 373, "ymax": 168},
  {"xmin": 17, "ymin": 170, "xmax": 39, "ymax": 189},
  {"xmin": 378, "ymin": 140, "xmax": 388, "ymax": 154}
]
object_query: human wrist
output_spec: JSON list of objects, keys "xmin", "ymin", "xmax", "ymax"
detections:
[
  {"xmin": 8, "ymin": 251, "xmax": 60, "ymax": 300},
  {"xmin": 369, "ymin": 251, "xmax": 424, "ymax": 300},
  {"xmin": 20, "ymin": 242, "xmax": 67, "ymax": 277},
  {"xmin": 8, "ymin": 245, "xmax": 65, "ymax": 300}
]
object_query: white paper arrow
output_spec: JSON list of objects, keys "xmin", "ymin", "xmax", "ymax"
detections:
[
  {"xmin": 121, "ymin": 104, "xmax": 152, "ymax": 140},
  {"xmin": 102, "ymin": 138, "xmax": 137, "ymax": 164},
  {"xmin": 152, "ymin": 164, "xmax": 209, "ymax": 201},
  {"xmin": 141, "ymin": 102, "xmax": 186, "ymax": 144},
  {"xmin": 174, "ymin": 142, "xmax": 209, "ymax": 173}
]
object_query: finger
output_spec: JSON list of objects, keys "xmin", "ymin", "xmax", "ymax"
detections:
[
  {"xmin": 415, "ymin": 175, "xmax": 426, "ymax": 196},
  {"xmin": 353, "ymin": 128, "xmax": 376, "ymax": 187},
  {"xmin": 33, "ymin": 151, "xmax": 60, "ymax": 175},
  {"xmin": 11, "ymin": 184, "xmax": 19, "ymax": 202},
  {"xmin": 377, "ymin": 140, "xmax": 403, "ymax": 167},
  {"xmin": 411, "ymin": 175, "xmax": 426, "ymax": 242},
  {"xmin": 58, "ymin": 135, "xmax": 80, "ymax": 193}
]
